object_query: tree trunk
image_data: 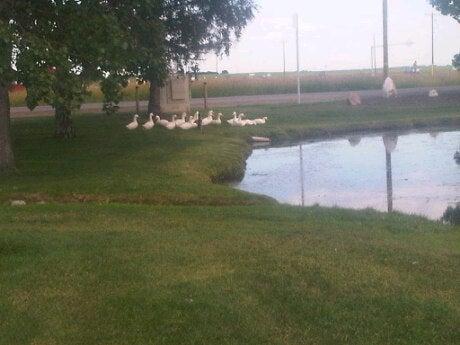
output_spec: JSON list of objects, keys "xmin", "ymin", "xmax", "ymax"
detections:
[
  {"xmin": 54, "ymin": 104, "xmax": 76, "ymax": 139},
  {"xmin": 0, "ymin": 83, "xmax": 14, "ymax": 171},
  {"xmin": 147, "ymin": 80, "xmax": 161, "ymax": 114}
]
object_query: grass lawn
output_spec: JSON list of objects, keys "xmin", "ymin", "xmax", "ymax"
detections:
[{"xmin": 1, "ymin": 100, "xmax": 459, "ymax": 344}]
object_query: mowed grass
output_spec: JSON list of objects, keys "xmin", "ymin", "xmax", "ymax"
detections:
[
  {"xmin": 9, "ymin": 67, "xmax": 460, "ymax": 107},
  {"xmin": 3, "ymin": 100, "xmax": 460, "ymax": 203},
  {"xmin": 1, "ymin": 204, "xmax": 459, "ymax": 345},
  {"xmin": 1, "ymin": 100, "xmax": 460, "ymax": 344}
]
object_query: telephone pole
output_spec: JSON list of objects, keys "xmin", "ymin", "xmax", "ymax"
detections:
[
  {"xmin": 294, "ymin": 14, "xmax": 300, "ymax": 104},
  {"xmin": 383, "ymin": 0, "xmax": 389, "ymax": 80},
  {"xmin": 283, "ymin": 40, "xmax": 286, "ymax": 78},
  {"xmin": 431, "ymin": 11, "xmax": 435, "ymax": 78}
]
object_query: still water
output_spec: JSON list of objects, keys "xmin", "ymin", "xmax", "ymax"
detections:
[{"xmin": 235, "ymin": 130, "xmax": 460, "ymax": 220}]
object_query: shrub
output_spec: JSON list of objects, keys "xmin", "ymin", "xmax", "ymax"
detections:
[{"xmin": 441, "ymin": 204, "xmax": 460, "ymax": 225}]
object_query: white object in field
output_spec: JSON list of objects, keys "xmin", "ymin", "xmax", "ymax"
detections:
[
  {"xmin": 175, "ymin": 112, "xmax": 187, "ymax": 126},
  {"xmin": 158, "ymin": 114, "xmax": 176, "ymax": 127},
  {"xmin": 142, "ymin": 113, "xmax": 155, "ymax": 130},
  {"xmin": 179, "ymin": 115, "xmax": 198, "ymax": 130},
  {"xmin": 157, "ymin": 116, "xmax": 169, "ymax": 127},
  {"xmin": 241, "ymin": 119, "xmax": 256, "ymax": 126},
  {"xmin": 11, "ymin": 200, "xmax": 26, "ymax": 206},
  {"xmin": 126, "ymin": 114, "xmax": 139, "ymax": 130},
  {"xmin": 227, "ymin": 112, "xmax": 238, "ymax": 126},
  {"xmin": 428, "ymin": 89, "xmax": 439, "ymax": 97},
  {"xmin": 164, "ymin": 115, "xmax": 177, "ymax": 130},
  {"xmin": 234, "ymin": 113, "xmax": 247, "ymax": 127},
  {"xmin": 347, "ymin": 92, "xmax": 362, "ymax": 106},
  {"xmin": 192, "ymin": 111, "xmax": 199, "ymax": 123},
  {"xmin": 212, "ymin": 113, "xmax": 222, "ymax": 125},
  {"xmin": 383, "ymin": 77, "xmax": 397, "ymax": 98},
  {"xmin": 253, "ymin": 116, "xmax": 268, "ymax": 125},
  {"xmin": 201, "ymin": 110, "xmax": 214, "ymax": 126},
  {"xmin": 251, "ymin": 136, "xmax": 271, "ymax": 143}
]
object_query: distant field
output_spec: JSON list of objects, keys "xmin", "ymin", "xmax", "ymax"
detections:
[{"xmin": 9, "ymin": 66, "xmax": 460, "ymax": 107}]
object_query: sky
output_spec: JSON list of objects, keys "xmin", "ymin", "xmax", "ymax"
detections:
[{"xmin": 198, "ymin": 0, "xmax": 460, "ymax": 73}]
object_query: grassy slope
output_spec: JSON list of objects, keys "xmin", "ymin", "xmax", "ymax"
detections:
[
  {"xmin": 1, "ymin": 101, "xmax": 459, "ymax": 344},
  {"xmin": 1, "ymin": 204, "xmax": 459, "ymax": 345}
]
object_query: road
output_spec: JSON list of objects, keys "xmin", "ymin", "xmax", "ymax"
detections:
[{"xmin": 10, "ymin": 85, "xmax": 460, "ymax": 118}]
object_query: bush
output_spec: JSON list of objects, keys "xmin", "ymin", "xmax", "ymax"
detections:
[
  {"xmin": 441, "ymin": 204, "xmax": 460, "ymax": 225},
  {"xmin": 453, "ymin": 54, "xmax": 460, "ymax": 70}
]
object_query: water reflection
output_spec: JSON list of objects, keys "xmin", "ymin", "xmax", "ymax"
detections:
[
  {"xmin": 383, "ymin": 134, "xmax": 398, "ymax": 213},
  {"xmin": 235, "ymin": 130, "xmax": 460, "ymax": 220},
  {"xmin": 348, "ymin": 136, "xmax": 362, "ymax": 147},
  {"xmin": 299, "ymin": 144, "xmax": 305, "ymax": 207}
]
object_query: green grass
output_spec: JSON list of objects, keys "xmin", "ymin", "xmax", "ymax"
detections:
[
  {"xmin": 1, "ymin": 204, "xmax": 459, "ymax": 345},
  {"xmin": 1, "ymin": 101, "xmax": 459, "ymax": 344}
]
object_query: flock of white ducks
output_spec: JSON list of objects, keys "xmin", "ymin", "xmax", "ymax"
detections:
[{"xmin": 126, "ymin": 110, "xmax": 268, "ymax": 131}]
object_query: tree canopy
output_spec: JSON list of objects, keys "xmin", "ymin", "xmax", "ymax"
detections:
[
  {"xmin": 454, "ymin": 54, "xmax": 460, "ymax": 70},
  {"xmin": 0, "ymin": 0, "xmax": 256, "ymax": 170},
  {"xmin": 429, "ymin": 0, "xmax": 459, "ymax": 22}
]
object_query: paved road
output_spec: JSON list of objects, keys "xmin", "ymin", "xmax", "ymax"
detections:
[{"xmin": 10, "ymin": 85, "xmax": 460, "ymax": 118}]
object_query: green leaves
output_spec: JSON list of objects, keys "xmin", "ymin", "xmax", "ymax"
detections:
[
  {"xmin": 430, "ymin": 0, "xmax": 460, "ymax": 23},
  {"xmin": 453, "ymin": 54, "xmax": 460, "ymax": 70}
]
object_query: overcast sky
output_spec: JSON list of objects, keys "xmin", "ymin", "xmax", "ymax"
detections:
[{"xmin": 198, "ymin": 0, "xmax": 460, "ymax": 73}]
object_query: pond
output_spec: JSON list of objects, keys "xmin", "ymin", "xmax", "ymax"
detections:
[{"xmin": 234, "ymin": 129, "xmax": 460, "ymax": 220}]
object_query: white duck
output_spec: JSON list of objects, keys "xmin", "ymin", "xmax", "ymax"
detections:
[
  {"xmin": 201, "ymin": 110, "xmax": 214, "ymax": 126},
  {"xmin": 164, "ymin": 115, "xmax": 177, "ymax": 130},
  {"xmin": 234, "ymin": 113, "xmax": 247, "ymax": 127},
  {"xmin": 142, "ymin": 113, "xmax": 155, "ymax": 130},
  {"xmin": 158, "ymin": 114, "xmax": 176, "ymax": 127},
  {"xmin": 253, "ymin": 116, "xmax": 268, "ymax": 125},
  {"xmin": 179, "ymin": 115, "xmax": 198, "ymax": 130},
  {"xmin": 212, "ymin": 112, "xmax": 223, "ymax": 125},
  {"xmin": 227, "ymin": 112, "xmax": 238, "ymax": 126},
  {"xmin": 126, "ymin": 114, "xmax": 139, "ymax": 130},
  {"xmin": 191, "ymin": 111, "xmax": 200, "ymax": 124},
  {"xmin": 175, "ymin": 112, "xmax": 187, "ymax": 126}
]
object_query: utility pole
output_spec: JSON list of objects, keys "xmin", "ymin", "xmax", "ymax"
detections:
[
  {"xmin": 383, "ymin": 0, "xmax": 389, "ymax": 80},
  {"xmin": 431, "ymin": 11, "xmax": 435, "ymax": 78},
  {"xmin": 373, "ymin": 34, "xmax": 377, "ymax": 75},
  {"xmin": 283, "ymin": 40, "xmax": 286, "ymax": 78},
  {"xmin": 294, "ymin": 14, "xmax": 300, "ymax": 104},
  {"xmin": 371, "ymin": 45, "xmax": 374, "ymax": 75}
]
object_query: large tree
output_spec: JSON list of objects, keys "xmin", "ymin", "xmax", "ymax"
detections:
[
  {"xmin": 430, "ymin": 0, "xmax": 460, "ymax": 22},
  {"xmin": 18, "ymin": 1, "xmax": 130, "ymax": 138},
  {"xmin": 1, "ymin": 0, "xmax": 131, "ymax": 170},
  {"xmin": 112, "ymin": 0, "xmax": 256, "ymax": 113}
]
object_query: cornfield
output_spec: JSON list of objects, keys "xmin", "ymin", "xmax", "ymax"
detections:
[{"xmin": 9, "ymin": 66, "xmax": 460, "ymax": 107}]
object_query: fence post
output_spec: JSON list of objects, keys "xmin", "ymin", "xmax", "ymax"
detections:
[
  {"xmin": 135, "ymin": 85, "xmax": 140, "ymax": 114},
  {"xmin": 203, "ymin": 82, "xmax": 208, "ymax": 110}
]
